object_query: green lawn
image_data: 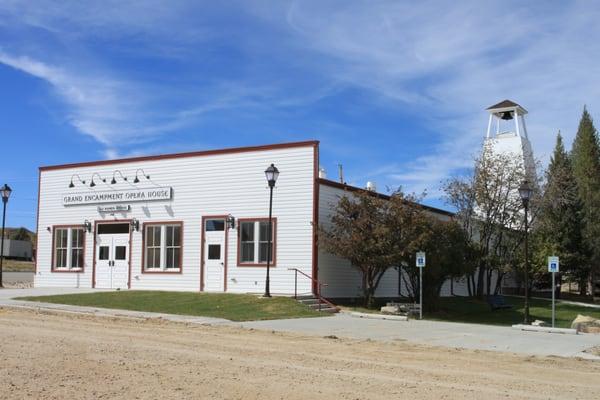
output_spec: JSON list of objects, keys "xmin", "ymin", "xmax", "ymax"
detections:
[
  {"xmin": 340, "ymin": 295, "xmax": 600, "ymax": 328},
  {"xmin": 17, "ymin": 291, "xmax": 325, "ymax": 322},
  {"xmin": 428, "ymin": 296, "xmax": 600, "ymax": 328}
]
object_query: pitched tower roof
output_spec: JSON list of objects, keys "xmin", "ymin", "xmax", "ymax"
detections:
[{"xmin": 486, "ymin": 99, "xmax": 528, "ymax": 115}]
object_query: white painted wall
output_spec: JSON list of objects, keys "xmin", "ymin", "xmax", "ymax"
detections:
[
  {"xmin": 317, "ymin": 182, "xmax": 498, "ymax": 299},
  {"xmin": 35, "ymin": 143, "xmax": 316, "ymax": 294},
  {"xmin": 318, "ymin": 183, "xmax": 406, "ymax": 298}
]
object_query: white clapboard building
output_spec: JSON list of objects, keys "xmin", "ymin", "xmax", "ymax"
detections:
[{"xmin": 34, "ymin": 140, "xmax": 454, "ymax": 298}]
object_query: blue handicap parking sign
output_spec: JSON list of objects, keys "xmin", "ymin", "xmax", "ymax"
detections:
[{"xmin": 548, "ymin": 256, "xmax": 559, "ymax": 273}]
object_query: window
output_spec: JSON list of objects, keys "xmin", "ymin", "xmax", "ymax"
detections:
[
  {"xmin": 99, "ymin": 246, "xmax": 109, "ymax": 260},
  {"xmin": 208, "ymin": 244, "xmax": 221, "ymax": 260},
  {"xmin": 115, "ymin": 246, "xmax": 127, "ymax": 260},
  {"xmin": 238, "ymin": 219, "xmax": 276, "ymax": 266},
  {"xmin": 205, "ymin": 219, "xmax": 225, "ymax": 231},
  {"xmin": 97, "ymin": 223, "xmax": 129, "ymax": 234},
  {"xmin": 165, "ymin": 225, "xmax": 181, "ymax": 269},
  {"xmin": 53, "ymin": 227, "xmax": 85, "ymax": 271},
  {"xmin": 144, "ymin": 223, "xmax": 182, "ymax": 271}
]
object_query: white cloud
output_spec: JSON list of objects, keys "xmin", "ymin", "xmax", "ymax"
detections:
[
  {"xmin": 3, "ymin": 0, "xmax": 600, "ymax": 201},
  {"xmin": 254, "ymin": 1, "xmax": 600, "ymax": 196}
]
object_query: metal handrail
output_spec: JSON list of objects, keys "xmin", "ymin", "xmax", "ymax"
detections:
[{"xmin": 288, "ymin": 268, "xmax": 338, "ymax": 312}]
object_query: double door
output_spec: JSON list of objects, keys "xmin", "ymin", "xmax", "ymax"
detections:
[{"xmin": 95, "ymin": 229, "xmax": 130, "ymax": 289}]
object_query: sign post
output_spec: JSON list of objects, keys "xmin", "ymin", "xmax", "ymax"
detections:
[
  {"xmin": 548, "ymin": 256, "xmax": 559, "ymax": 327},
  {"xmin": 416, "ymin": 251, "xmax": 426, "ymax": 320}
]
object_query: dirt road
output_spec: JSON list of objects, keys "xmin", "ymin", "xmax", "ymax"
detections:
[{"xmin": 0, "ymin": 308, "xmax": 599, "ymax": 399}]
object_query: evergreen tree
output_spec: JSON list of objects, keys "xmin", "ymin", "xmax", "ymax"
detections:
[
  {"xmin": 570, "ymin": 107, "xmax": 600, "ymax": 294},
  {"xmin": 533, "ymin": 133, "xmax": 585, "ymax": 289}
]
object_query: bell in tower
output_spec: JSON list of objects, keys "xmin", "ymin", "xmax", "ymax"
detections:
[{"xmin": 484, "ymin": 99, "xmax": 536, "ymax": 181}]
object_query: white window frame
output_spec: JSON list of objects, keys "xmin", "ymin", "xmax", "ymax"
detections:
[{"xmin": 144, "ymin": 223, "xmax": 182, "ymax": 272}]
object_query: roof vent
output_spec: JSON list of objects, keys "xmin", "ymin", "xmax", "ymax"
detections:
[
  {"xmin": 319, "ymin": 167, "xmax": 327, "ymax": 179},
  {"xmin": 366, "ymin": 181, "xmax": 376, "ymax": 191}
]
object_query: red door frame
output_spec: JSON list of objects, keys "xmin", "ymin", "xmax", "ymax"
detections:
[
  {"xmin": 92, "ymin": 219, "xmax": 133, "ymax": 289},
  {"xmin": 200, "ymin": 215, "xmax": 229, "ymax": 292}
]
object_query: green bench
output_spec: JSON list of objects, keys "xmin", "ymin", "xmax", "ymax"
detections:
[{"xmin": 487, "ymin": 295, "xmax": 513, "ymax": 311}]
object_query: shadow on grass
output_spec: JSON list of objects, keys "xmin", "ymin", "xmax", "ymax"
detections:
[{"xmin": 336, "ymin": 295, "xmax": 600, "ymax": 328}]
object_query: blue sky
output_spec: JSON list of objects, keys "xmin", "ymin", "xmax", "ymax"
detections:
[{"xmin": 2, "ymin": 1, "xmax": 600, "ymax": 230}]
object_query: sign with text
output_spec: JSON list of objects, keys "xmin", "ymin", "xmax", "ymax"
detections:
[
  {"xmin": 63, "ymin": 187, "xmax": 172, "ymax": 206},
  {"xmin": 98, "ymin": 204, "xmax": 131, "ymax": 213},
  {"xmin": 548, "ymin": 256, "xmax": 559, "ymax": 273},
  {"xmin": 416, "ymin": 251, "xmax": 426, "ymax": 268}
]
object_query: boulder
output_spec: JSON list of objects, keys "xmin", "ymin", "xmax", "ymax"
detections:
[
  {"xmin": 571, "ymin": 314, "xmax": 600, "ymax": 333},
  {"xmin": 381, "ymin": 305, "xmax": 401, "ymax": 315}
]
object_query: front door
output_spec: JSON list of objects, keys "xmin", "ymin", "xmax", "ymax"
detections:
[
  {"xmin": 204, "ymin": 218, "xmax": 226, "ymax": 291},
  {"xmin": 95, "ymin": 223, "xmax": 130, "ymax": 289}
]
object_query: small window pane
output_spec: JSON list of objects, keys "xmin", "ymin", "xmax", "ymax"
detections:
[
  {"xmin": 173, "ymin": 226, "xmax": 181, "ymax": 245},
  {"xmin": 97, "ymin": 223, "xmax": 129, "ymax": 234},
  {"xmin": 241, "ymin": 222, "xmax": 254, "ymax": 241},
  {"xmin": 71, "ymin": 249, "xmax": 83, "ymax": 269},
  {"xmin": 115, "ymin": 246, "xmax": 126, "ymax": 260},
  {"xmin": 241, "ymin": 243, "xmax": 254, "ymax": 263},
  {"xmin": 99, "ymin": 246, "xmax": 109, "ymax": 260},
  {"xmin": 71, "ymin": 229, "xmax": 79, "ymax": 248},
  {"xmin": 57, "ymin": 229, "xmax": 68, "ymax": 248},
  {"xmin": 166, "ymin": 225, "xmax": 181, "ymax": 246},
  {"xmin": 165, "ymin": 248, "xmax": 180, "ymax": 269},
  {"xmin": 147, "ymin": 248, "xmax": 161, "ymax": 269},
  {"xmin": 153, "ymin": 226, "xmax": 161, "ymax": 246},
  {"xmin": 206, "ymin": 219, "xmax": 225, "ymax": 231},
  {"xmin": 167, "ymin": 226, "xmax": 173, "ymax": 246},
  {"xmin": 208, "ymin": 244, "xmax": 221, "ymax": 260},
  {"xmin": 54, "ymin": 228, "xmax": 70, "ymax": 269},
  {"xmin": 259, "ymin": 221, "xmax": 272, "ymax": 241},
  {"xmin": 147, "ymin": 248, "xmax": 155, "ymax": 268},
  {"xmin": 57, "ymin": 249, "xmax": 67, "ymax": 268},
  {"xmin": 259, "ymin": 242, "xmax": 270, "ymax": 263}
]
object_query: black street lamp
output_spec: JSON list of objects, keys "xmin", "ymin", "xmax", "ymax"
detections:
[
  {"xmin": 0, "ymin": 184, "xmax": 13, "ymax": 288},
  {"xmin": 518, "ymin": 180, "xmax": 533, "ymax": 324},
  {"xmin": 263, "ymin": 164, "xmax": 279, "ymax": 297}
]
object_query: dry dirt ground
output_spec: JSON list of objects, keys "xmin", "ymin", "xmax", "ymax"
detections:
[{"xmin": 1, "ymin": 308, "xmax": 599, "ymax": 400}]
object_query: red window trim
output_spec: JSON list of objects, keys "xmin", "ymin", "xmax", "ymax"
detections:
[
  {"xmin": 141, "ymin": 221, "xmax": 184, "ymax": 274},
  {"xmin": 236, "ymin": 218, "xmax": 277, "ymax": 267},
  {"xmin": 50, "ymin": 224, "xmax": 86, "ymax": 273}
]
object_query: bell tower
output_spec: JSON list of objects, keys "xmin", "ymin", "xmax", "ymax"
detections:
[{"xmin": 484, "ymin": 99, "xmax": 535, "ymax": 180}]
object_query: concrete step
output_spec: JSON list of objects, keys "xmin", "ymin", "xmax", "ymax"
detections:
[
  {"xmin": 299, "ymin": 298, "xmax": 320, "ymax": 305},
  {"xmin": 317, "ymin": 307, "xmax": 338, "ymax": 313},
  {"xmin": 295, "ymin": 296, "xmax": 339, "ymax": 313}
]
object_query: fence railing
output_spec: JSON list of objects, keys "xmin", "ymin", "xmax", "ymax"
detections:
[{"xmin": 288, "ymin": 268, "xmax": 338, "ymax": 312}]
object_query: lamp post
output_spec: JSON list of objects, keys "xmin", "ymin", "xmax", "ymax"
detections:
[
  {"xmin": 263, "ymin": 164, "xmax": 279, "ymax": 298},
  {"xmin": 518, "ymin": 180, "xmax": 533, "ymax": 324},
  {"xmin": 0, "ymin": 184, "xmax": 13, "ymax": 288}
]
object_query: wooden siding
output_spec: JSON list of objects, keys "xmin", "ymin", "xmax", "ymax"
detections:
[{"xmin": 35, "ymin": 144, "xmax": 315, "ymax": 294}]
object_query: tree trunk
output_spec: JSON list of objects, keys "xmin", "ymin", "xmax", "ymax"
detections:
[
  {"xmin": 486, "ymin": 269, "xmax": 493, "ymax": 296},
  {"xmin": 579, "ymin": 277, "xmax": 587, "ymax": 296},
  {"xmin": 476, "ymin": 263, "xmax": 486, "ymax": 298},
  {"xmin": 493, "ymin": 272, "xmax": 505, "ymax": 295}
]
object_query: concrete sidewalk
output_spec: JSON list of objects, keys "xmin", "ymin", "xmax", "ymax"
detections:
[
  {"xmin": 236, "ymin": 313, "xmax": 600, "ymax": 359},
  {"xmin": 1, "ymin": 287, "xmax": 599, "ymax": 359}
]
